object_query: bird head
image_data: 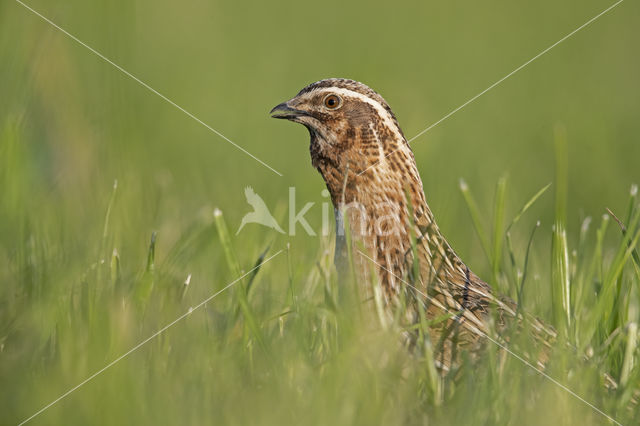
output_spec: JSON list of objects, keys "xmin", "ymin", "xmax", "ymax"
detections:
[{"xmin": 270, "ymin": 78, "xmax": 409, "ymax": 174}]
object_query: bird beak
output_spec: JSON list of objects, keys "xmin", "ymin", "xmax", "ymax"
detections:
[{"xmin": 270, "ymin": 101, "xmax": 309, "ymax": 120}]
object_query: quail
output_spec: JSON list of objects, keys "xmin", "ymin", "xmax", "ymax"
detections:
[{"xmin": 271, "ymin": 78, "xmax": 554, "ymax": 367}]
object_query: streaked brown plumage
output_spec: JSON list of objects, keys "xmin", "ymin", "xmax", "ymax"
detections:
[{"xmin": 271, "ymin": 78, "xmax": 554, "ymax": 367}]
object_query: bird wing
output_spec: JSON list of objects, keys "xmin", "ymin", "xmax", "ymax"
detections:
[
  {"xmin": 245, "ymin": 186, "xmax": 256, "ymax": 201},
  {"xmin": 245, "ymin": 186, "xmax": 270, "ymax": 211}
]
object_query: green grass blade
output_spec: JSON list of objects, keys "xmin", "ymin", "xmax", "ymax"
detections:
[
  {"xmin": 491, "ymin": 175, "xmax": 508, "ymax": 281},
  {"xmin": 213, "ymin": 208, "xmax": 242, "ymax": 278},
  {"xmin": 587, "ymin": 211, "xmax": 640, "ymax": 344},
  {"xmin": 516, "ymin": 221, "xmax": 540, "ymax": 311},
  {"xmin": 624, "ymin": 184, "xmax": 638, "ymax": 224},
  {"xmin": 607, "ymin": 189, "xmax": 640, "ymax": 272},
  {"xmin": 506, "ymin": 183, "xmax": 551, "ymax": 233},
  {"xmin": 134, "ymin": 232, "xmax": 157, "ymax": 311},
  {"xmin": 213, "ymin": 208, "xmax": 268, "ymax": 355},
  {"xmin": 247, "ymin": 245, "xmax": 272, "ymax": 297},
  {"xmin": 285, "ymin": 243, "xmax": 297, "ymax": 311},
  {"xmin": 459, "ymin": 178, "xmax": 492, "ymax": 263},
  {"xmin": 180, "ymin": 274, "xmax": 191, "ymax": 301},
  {"xmin": 504, "ymin": 183, "xmax": 551, "ymax": 295},
  {"xmin": 551, "ymin": 223, "xmax": 571, "ymax": 334},
  {"xmin": 620, "ymin": 321, "xmax": 638, "ymax": 387},
  {"xmin": 551, "ymin": 125, "xmax": 571, "ymax": 335},
  {"xmin": 101, "ymin": 180, "xmax": 118, "ymax": 252},
  {"xmin": 110, "ymin": 248, "xmax": 120, "ymax": 289}
]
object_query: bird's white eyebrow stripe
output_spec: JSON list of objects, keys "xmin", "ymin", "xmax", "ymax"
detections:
[{"xmin": 312, "ymin": 87, "xmax": 405, "ymax": 144}]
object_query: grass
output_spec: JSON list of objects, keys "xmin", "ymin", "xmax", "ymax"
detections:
[
  {"xmin": 1, "ymin": 0, "xmax": 640, "ymax": 424},
  {"xmin": 2, "ymin": 115, "xmax": 639, "ymax": 426}
]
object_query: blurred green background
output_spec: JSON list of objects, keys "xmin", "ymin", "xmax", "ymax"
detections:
[{"xmin": 1, "ymin": 0, "xmax": 638, "ymax": 424}]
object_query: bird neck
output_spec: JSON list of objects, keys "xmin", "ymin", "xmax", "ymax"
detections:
[
  {"xmin": 309, "ymin": 125, "xmax": 468, "ymax": 288},
  {"xmin": 316, "ymin": 147, "xmax": 460, "ymax": 279}
]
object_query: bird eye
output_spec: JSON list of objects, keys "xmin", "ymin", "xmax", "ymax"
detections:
[{"xmin": 323, "ymin": 94, "xmax": 342, "ymax": 110}]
